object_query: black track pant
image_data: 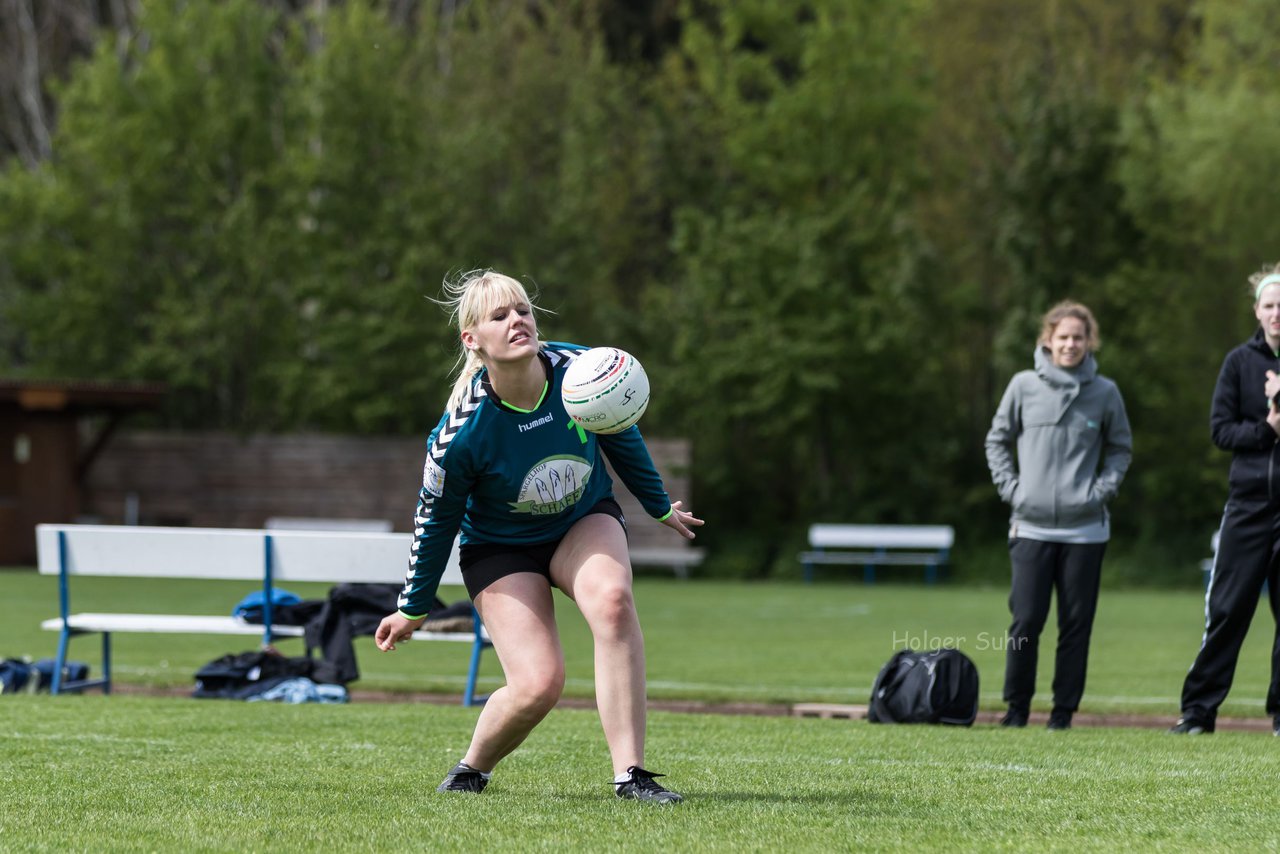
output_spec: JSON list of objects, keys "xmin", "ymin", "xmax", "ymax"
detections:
[
  {"xmin": 1179, "ymin": 497, "xmax": 1280, "ymax": 724},
  {"xmin": 1003, "ymin": 538, "xmax": 1107, "ymax": 714}
]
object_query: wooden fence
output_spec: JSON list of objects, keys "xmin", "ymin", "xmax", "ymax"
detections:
[{"xmin": 83, "ymin": 431, "xmax": 693, "ymax": 553}]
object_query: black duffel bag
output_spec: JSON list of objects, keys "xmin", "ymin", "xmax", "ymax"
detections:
[
  {"xmin": 193, "ymin": 650, "xmax": 313, "ymax": 700},
  {"xmin": 867, "ymin": 647, "xmax": 979, "ymax": 727}
]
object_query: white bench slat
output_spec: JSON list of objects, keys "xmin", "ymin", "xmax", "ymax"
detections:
[
  {"xmin": 36, "ymin": 524, "xmax": 462, "ymax": 586},
  {"xmin": 798, "ymin": 551, "xmax": 948, "ymax": 566},
  {"xmin": 807, "ymin": 524, "xmax": 954, "ymax": 550},
  {"xmin": 265, "ymin": 517, "xmax": 392, "ymax": 532},
  {"xmin": 630, "ymin": 546, "xmax": 704, "ymax": 564},
  {"xmin": 40, "ymin": 614, "xmax": 485, "ymax": 643},
  {"xmin": 43, "ymin": 614, "xmax": 293, "ymax": 636}
]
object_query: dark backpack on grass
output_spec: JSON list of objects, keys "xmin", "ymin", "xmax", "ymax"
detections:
[
  {"xmin": 192, "ymin": 650, "xmax": 314, "ymax": 699},
  {"xmin": 867, "ymin": 648, "xmax": 979, "ymax": 727},
  {"xmin": 0, "ymin": 658, "xmax": 32, "ymax": 694},
  {"xmin": 1, "ymin": 657, "xmax": 90, "ymax": 693}
]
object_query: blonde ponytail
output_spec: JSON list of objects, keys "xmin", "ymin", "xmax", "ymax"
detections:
[{"xmin": 446, "ymin": 348, "xmax": 486, "ymax": 411}]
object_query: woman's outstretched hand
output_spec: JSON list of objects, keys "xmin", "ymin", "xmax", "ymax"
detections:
[{"xmin": 662, "ymin": 499, "xmax": 705, "ymax": 540}]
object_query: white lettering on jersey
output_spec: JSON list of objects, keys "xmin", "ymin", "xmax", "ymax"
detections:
[{"xmin": 518, "ymin": 413, "xmax": 555, "ymax": 433}]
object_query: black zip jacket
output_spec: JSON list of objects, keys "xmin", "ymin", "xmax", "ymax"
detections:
[{"xmin": 1211, "ymin": 329, "xmax": 1280, "ymax": 501}]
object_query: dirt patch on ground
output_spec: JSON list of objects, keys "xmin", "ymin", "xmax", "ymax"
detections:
[
  {"xmin": 110, "ymin": 683, "xmax": 1271, "ymax": 732},
  {"xmin": 794, "ymin": 702, "xmax": 1272, "ymax": 732}
]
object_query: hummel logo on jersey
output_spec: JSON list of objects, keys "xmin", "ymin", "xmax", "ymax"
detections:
[{"xmin": 518, "ymin": 413, "xmax": 554, "ymax": 433}]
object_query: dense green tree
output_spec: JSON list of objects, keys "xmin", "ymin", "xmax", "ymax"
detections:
[
  {"xmin": 653, "ymin": 0, "xmax": 940, "ymax": 569},
  {"xmin": 1, "ymin": 0, "xmax": 300, "ymax": 427},
  {"xmin": 276, "ymin": 2, "xmax": 677, "ymax": 429}
]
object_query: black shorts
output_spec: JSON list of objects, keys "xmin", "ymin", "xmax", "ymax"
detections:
[{"xmin": 458, "ymin": 497, "xmax": 627, "ymax": 599}]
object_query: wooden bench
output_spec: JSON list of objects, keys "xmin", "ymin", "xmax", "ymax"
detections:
[
  {"xmin": 36, "ymin": 523, "xmax": 491, "ymax": 705},
  {"xmin": 628, "ymin": 546, "xmax": 705, "ymax": 580},
  {"xmin": 798, "ymin": 524, "xmax": 954, "ymax": 584}
]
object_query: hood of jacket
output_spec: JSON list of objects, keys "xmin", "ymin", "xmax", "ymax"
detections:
[
  {"xmin": 1033, "ymin": 344, "xmax": 1097, "ymax": 390},
  {"xmin": 1026, "ymin": 345, "xmax": 1098, "ymax": 425}
]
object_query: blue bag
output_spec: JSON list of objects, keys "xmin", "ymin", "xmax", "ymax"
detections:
[
  {"xmin": 32, "ymin": 658, "xmax": 90, "ymax": 691},
  {"xmin": 0, "ymin": 658, "xmax": 32, "ymax": 694},
  {"xmin": 0, "ymin": 658, "xmax": 90, "ymax": 693},
  {"xmin": 231, "ymin": 589, "xmax": 302, "ymax": 622}
]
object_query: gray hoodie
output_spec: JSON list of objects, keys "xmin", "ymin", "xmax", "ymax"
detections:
[{"xmin": 984, "ymin": 347, "xmax": 1133, "ymax": 542}]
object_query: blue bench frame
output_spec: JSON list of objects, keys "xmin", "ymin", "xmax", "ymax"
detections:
[{"xmin": 39, "ymin": 524, "xmax": 492, "ymax": 705}]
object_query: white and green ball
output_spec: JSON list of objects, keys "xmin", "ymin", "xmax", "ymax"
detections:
[{"xmin": 561, "ymin": 347, "xmax": 650, "ymax": 434}]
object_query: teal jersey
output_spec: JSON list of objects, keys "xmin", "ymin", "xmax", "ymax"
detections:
[{"xmin": 398, "ymin": 342, "xmax": 672, "ymax": 617}]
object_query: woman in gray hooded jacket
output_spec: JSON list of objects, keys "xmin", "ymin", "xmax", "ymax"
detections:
[{"xmin": 985, "ymin": 301, "xmax": 1133, "ymax": 730}]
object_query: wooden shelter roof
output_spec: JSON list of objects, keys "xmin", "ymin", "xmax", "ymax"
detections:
[{"xmin": 0, "ymin": 379, "xmax": 167, "ymax": 413}]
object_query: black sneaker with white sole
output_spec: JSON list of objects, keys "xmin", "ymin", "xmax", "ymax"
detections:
[
  {"xmin": 1168, "ymin": 718, "xmax": 1214, "ymax": 735},
  {"xmin": 615, "ymin": 766, "xmax": 683, "ymax": 804},
  {"xmin": 437, "ymin": 762, "xmax": 489, "ymax": 793}
]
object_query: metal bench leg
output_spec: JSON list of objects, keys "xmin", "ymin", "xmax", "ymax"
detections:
[
  {"xmin": 463, "ymin": 606, "xmax": 489, "ymax": 707},
  {"xmin": 865, "ymin": 547, "xmax": 887, "ymax": 584},
  {"xmin": 463, "ymin": 639, "xmax": 483, "ymax": 707},
  {"xmin": 102, "ymin": 632, "xmax": 112, "ymax": 694},
  {"xmin": 51, "ymin": 626, "xmax": 71, "ymax": 695},
  {"xmin": 52, "ymin": 629, "xmax": 111, "ymax": 695},
  {"xmin": 52, "ymin": 529, "xmax": 71, "ymax": 696}
]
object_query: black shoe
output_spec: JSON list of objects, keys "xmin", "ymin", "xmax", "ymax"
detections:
[
  {"xmin": 1047, "ymin": 708, "xmax": 1073, "ymax": 730},
  {"xmin": 615, "ymin": 766, "xmax": 683, "ymax": 804},
  {"xmin": 1273, "ymin": 716, "xmax": 1279, "ymax": 737},
  {"xmin": 1000, "ymin": 708, "xmax": 1029, "ymax": 728},
  {"xmin": 437, "ymin": 761, "xmax": 489, "ymax": 793},
  {"xmin": 1168, "ymin": 718, "xmax": 1214, "ymax": 735}
]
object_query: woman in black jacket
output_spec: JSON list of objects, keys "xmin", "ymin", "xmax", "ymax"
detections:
[{"xmin": 1172, "ymin": 264, "xmax": 1280, "ymax": 735}]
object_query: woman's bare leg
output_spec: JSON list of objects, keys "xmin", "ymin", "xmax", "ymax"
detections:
[
  {"xmin": 550, "ymin": 513, "xmax": 646, "ymax": 775},
  {"xmin": 461, "ymin": 572, "xmax": 565, "ymax": 771}
]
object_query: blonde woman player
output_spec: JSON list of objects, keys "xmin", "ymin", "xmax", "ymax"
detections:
[{"xmin": 375, "ymin": 270, "xmax": 702, "ymax": 802}]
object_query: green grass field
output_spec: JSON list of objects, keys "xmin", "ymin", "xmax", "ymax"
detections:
[
  {"xmin": 4, "ymin": 696, "xmax": 1280, "ymax": 851},
  {"xmin": 6, "ymin": 569, "xmax": 1280, "ymax": 850}
]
